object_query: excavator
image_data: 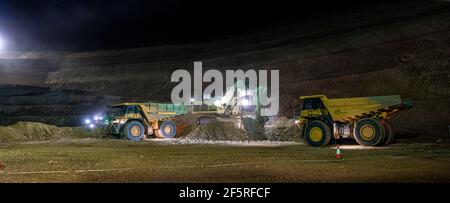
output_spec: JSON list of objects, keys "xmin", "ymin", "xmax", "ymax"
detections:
[{"xmin": 191, "ymin": 81, "xmax": 267, "ymax": 134}]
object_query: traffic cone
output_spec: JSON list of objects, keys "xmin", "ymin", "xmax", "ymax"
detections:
[{"xmin": 335, "ymin": 145, "xmax": 343, "ymax": 160}]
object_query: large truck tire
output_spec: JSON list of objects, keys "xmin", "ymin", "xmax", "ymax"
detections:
[
  {"xmin": 354, "ymin": 118, "xmax": 385, "ymax": 146},
  {"xmin": 124, "ymin": 120, "xmax": 145, "ymax": 141},
  {"xmin": 381, "ymin": 121, "xmax": 395, "ymax": 146},
  {"xmin": 157, "ymin": 120, "xmax": 177, "ymax": 138},
  {"xmin": 303, "ymin": 120, "xmax": 332, "ymax": 147}
]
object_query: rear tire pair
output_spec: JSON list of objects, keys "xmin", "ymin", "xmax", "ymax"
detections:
[
  {"xmin": 303, "ymin": 118, "xmax": 394, "ymax": 147},
  {"xmin": 354, "ymin": 118, "xmax": 395, "ymax": 146},
  {"xmin": 382, "ymin": 121, "xmax": 395, "ymax": 145},
  {"xmin": 154, "ymin": 120, "xmax": 177, "ymax": 139}
]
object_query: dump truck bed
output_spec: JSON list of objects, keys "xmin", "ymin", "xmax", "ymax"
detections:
[
  {"xmin": 301, "ymin": 95, "xmax": 410, "ymax": 122},
  {"xmin": 110, "ymin": 102, "xmax": 188, "ymax": 120}
]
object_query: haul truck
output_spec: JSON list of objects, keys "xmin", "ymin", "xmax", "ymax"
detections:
[
  {"xmin": 294, "ymin": 95, "xmax": 412, "ymax": 147},
  {"xmin": 103, "ymin": 102, "xmax": 187, "ymax": 141}
]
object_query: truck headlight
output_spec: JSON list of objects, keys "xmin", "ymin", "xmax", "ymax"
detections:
[{"xmin": 113, "ymin": 119, "xmax": 126, "ymax": 124}]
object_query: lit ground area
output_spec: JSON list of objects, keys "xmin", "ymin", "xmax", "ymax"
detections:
[{"xmin": 1, "ymin": 138, "xmax": 450, "ymax": 183}]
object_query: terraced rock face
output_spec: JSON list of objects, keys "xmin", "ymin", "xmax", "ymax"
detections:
[
  {"xmin": 0, "ymin": 1, "xmax": 449, "ymax": 135},
  {"xmin": 0, "ymin": 84, "xmax": 118, "ymax": 126}
]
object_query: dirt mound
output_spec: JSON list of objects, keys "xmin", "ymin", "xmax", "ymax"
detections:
[
  {"xmin": 182, "ymin": 121, "xmax": 250, "ymax": 141},
  {"xmin": 180, "ymin": 118, "xmax": 301, "ymax": 142},
  {"xmin": 265, "ymin": 117, "xmax": 302, "ymax": 141},
  {"xmin": 0, "ymin": 122, "xmax": 100, "ymax": 143}
]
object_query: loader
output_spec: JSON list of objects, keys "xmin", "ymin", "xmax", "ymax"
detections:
[
  {"xmin": 189, "ymin": 81, "xmax": 268, "ymax": 134},
  {"xmin": 294, "ymin": 95, "xmax": 412, "ymax": 147}
]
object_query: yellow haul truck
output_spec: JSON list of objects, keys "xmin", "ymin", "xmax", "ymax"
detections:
[
  {"xmin": 103, "ymin": 102, "xmax": 187, "ymax": 141},
  {"xmin": 294, "ymin": 95, "xmax": 412, "ymax": 147}
]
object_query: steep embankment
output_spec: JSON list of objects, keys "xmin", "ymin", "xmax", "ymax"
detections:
[
  {"xmin": 0, "ymin": 52, "xmax": 119, "ymax": 126},
  {"xmin": 0, "ymin": 1, "xmax": 449, "ymax": 135}
]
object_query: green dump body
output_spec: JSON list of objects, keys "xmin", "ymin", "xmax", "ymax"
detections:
[
  {"xmin": 142, "ymin": 102, "xmax": 188, "ymax": 120},
  {"xmin": 109, "ymin": 102, "xmax": 188, "ymax": 121}
]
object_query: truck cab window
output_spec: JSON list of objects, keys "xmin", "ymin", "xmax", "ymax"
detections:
[{"xmin": 126, "ymin": 106, "xmax": 140, "ymax": 118}]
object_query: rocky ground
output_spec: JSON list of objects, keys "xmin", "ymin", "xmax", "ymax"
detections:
[
  {"xmin": 0, "ymin": 121, "xmax": 449, "ymax": 183},
  {"xmin": 1, "ymin": 137, "xmax": 449, "ymax": 183}
]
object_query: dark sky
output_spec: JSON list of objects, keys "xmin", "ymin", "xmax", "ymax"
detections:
[{"xmin": 0, "ymin": 0, "xmax": 413, "ymax": 51}]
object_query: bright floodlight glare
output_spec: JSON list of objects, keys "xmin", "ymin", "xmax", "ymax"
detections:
[
  {"xmin": 89, "ymin": 124, "xmax": 95, "ymax": 128},
  {"xmin": 85, "ymin": 119, "xmax": 91, "ymax": 124},
  {"xmin": 242, "ymin": 99, "xmax": 250, "ymax": 106},
  {"xmin": 0, "ymin": 36, "xmax": 4, "ymax": 50},
  {"xmin": 94, "ymin": 116, "xmax": 99, "ymax": 121},
  {"xmin": 190, "ymin": 98, "xmax": 195, "ymax": 102}
]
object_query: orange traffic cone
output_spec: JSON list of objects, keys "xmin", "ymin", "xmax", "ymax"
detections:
[{"xmin": 335, "ymin": 145, "xmax": 343, "ymax": 160}]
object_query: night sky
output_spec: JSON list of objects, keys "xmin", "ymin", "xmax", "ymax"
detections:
[{"xmin": 0, "ymin": 0, "xmax": 414, "ymax": 51}]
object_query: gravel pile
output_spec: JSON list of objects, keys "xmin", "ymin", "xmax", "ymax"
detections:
[
  {"xmin": 265, "ymin": 117, "xmax": 302, "ymax": 141},
  {"xmin": 0, "ymin": 122, "xmax": 100, "ymax": 143},
  {"xmin": 182, "ymin": 121, "xmax": 251, "ymax": 141}
]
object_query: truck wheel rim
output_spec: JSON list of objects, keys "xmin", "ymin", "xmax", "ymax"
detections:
[
  {"xmin": 130, "ymin": 126, "xmax": 141, "ymax": 137},
  {"xmin": 163, "ymin": 125, "xmax": 173, "ymax": 135},
  {"xmin": 360, "ymin": 124, "xmax": 375, "ymax": 141},
  {"xmin": 310, "ymin": 127, "xmax": 323, "ymax": 142}
]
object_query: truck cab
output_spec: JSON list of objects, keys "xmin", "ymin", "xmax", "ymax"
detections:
[
  {"xmin": 295, "ymin": 95, "xmax": 331, "ymax": 127},
  {"xmin": 106, "ymin": 105, "xmax": 141, "ymax": 124}
]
